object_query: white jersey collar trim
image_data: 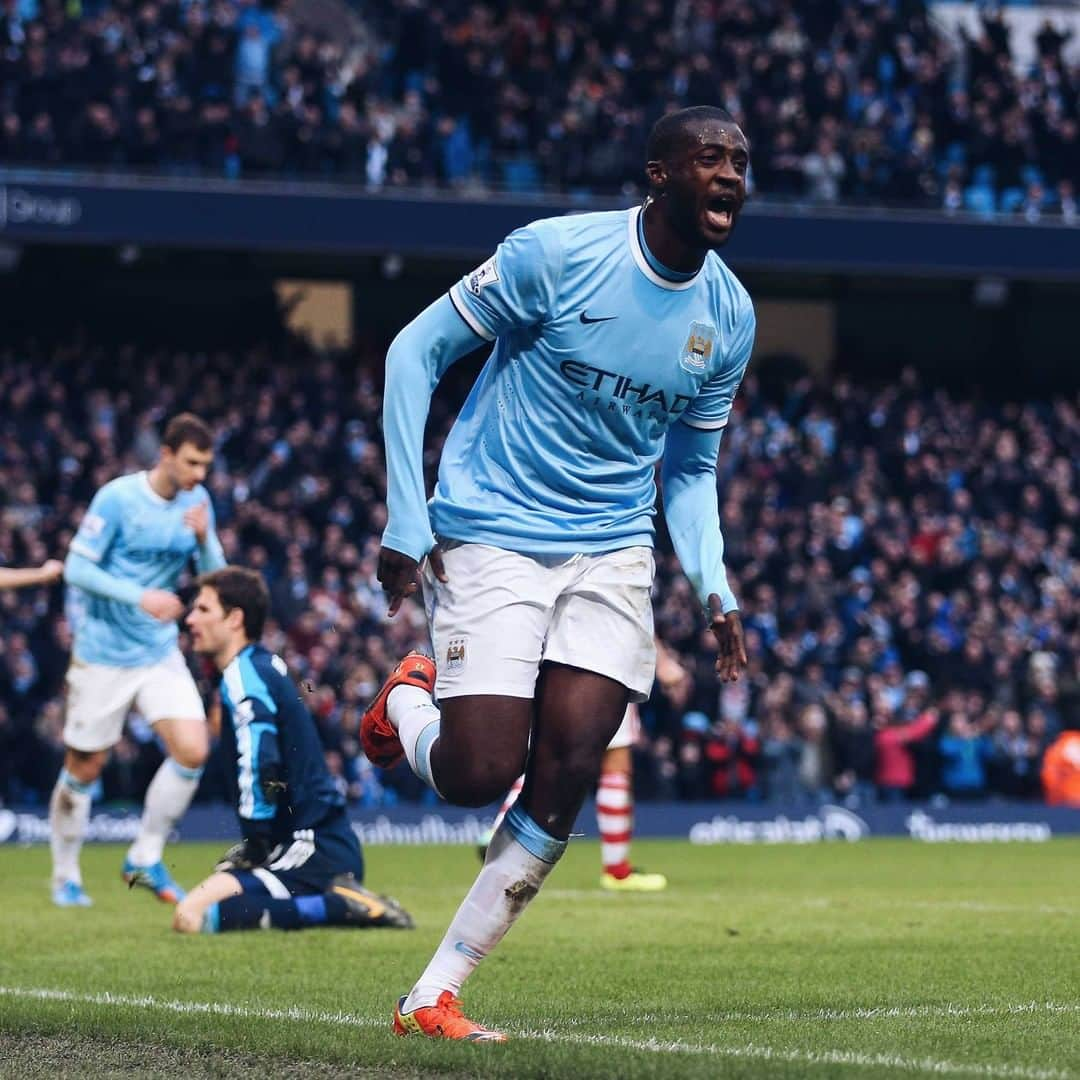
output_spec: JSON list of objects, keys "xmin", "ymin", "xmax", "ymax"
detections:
[
  {"xmin": 141, "ymin": 470, "xmax": 175, "ymax": 505},
  {"xmin": 627, "ymin": 205, "xmax": 700, "ymax": 292}
]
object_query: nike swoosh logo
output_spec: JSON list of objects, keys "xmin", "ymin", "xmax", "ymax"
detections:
[
  {"xmin": 579, "ymin": 311, "xmax": 617, "ymax": 324},
  {"xmin": 455, "ymin": 940, "xmax": 485, "ymax": 961}
]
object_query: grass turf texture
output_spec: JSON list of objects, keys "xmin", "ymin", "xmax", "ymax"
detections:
[{"xmin": 1, "ymin": 840, "xmax": 1078, "ymax": 1079}]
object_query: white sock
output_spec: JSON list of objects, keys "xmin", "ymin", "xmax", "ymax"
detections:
[
  {"xmin": 126, "ymin": 758, "xmax": 202, "ymax": 867},
  {"xmin": 403, "ymin": 803, "xmax": 566, "ymax": 1012},
  {"xmin": 491, "ymin": 774, "xmax": 525, "ymax": 833},
  {"xmin": 389, "ymin": 684, "xmax": 442, "ymax": 795},
  {"xmin": 49, "ymin": 769, "xmax": 93, "ymax": 887},
  {"xmin": 597, "ymin": 771, "xmax": 633, "ymax": 877}
]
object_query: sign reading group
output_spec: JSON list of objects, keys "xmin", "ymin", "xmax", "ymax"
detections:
[
  {"xmin": 0, "ymin": 801, "xmax": 1075, "ymax": 846},
  {"xmin": 0, "ymin": 185, "xmax": 81, "ymax": 230}
]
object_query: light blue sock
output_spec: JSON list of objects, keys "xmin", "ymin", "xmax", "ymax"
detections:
[
  {"xmin": 60, "ymin": 768, "xmax": 94, "ymax": 796},
  {"xmin": 202, "ymin": 903, "xmax": 220, "ymax": 933}
]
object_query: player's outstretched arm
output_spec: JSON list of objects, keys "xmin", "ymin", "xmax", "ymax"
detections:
[
  {"xmin": 0, "ymin": 560, "xmax": 64, "ymax": 590},
  {"xmin": 379, "ymin": 294, "xmax": 484, "ymax": 613},
  {"xmin": 661, "ymin": 420, "xmax": 746, "ymax": 682}
]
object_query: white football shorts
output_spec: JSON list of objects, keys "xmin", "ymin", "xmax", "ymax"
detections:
[
  {"xmin": 63, "ymin": 648, "xmax": 206, "ymax": 752},
  {"xmin": 421, "ymin": 541, "xmax": 656, "ymax": 703},
  {"xmin": 607, "ymin": 703, "xmax": 641, "ymax": 750}
]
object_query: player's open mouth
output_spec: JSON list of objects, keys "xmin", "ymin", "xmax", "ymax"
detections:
[{"xmin": 704, "ymin": 196, "xmax": 737, "ymax": 231}]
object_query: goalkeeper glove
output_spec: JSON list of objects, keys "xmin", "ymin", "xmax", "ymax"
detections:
[
  {"xmin": 214, "ymin": 836, "xmax": 271, "ymax": 872},
  {"xmin": 265, "ymin": 829, "xmax": 316, "ymax": 871}
]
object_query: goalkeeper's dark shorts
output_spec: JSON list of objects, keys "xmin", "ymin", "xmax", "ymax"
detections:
[{"xmin": 229, "ymin": 810, "xmax": 364, "ymax": 898}]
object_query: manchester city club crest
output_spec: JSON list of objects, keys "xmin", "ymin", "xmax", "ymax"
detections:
[
  {"xmin": 446, "ymin": 637, "xmax": 467, "ymax": 675},
  {"xmin": 680, "ymin": 321, "xmax": 718, "ymax": 374}
]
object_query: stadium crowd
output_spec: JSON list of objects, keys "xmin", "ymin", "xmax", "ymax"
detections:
[
  {"xmin": 0, "ymin": 0, "xmax": 1076, "ymax": 217},
  {"xmin": 0, "ymin": 334, "xmax": 1076, "ymax": 810}
]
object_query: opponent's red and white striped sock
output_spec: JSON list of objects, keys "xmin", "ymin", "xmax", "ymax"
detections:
[
  {"xmin": 597, "ymin": 771, "xmax": 633, "ymax": 879},
  {"xmin": 490, "ymin": 775, "xmax": 525, "ymax": 834}
]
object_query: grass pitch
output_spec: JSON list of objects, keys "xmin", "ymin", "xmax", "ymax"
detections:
[{"xmin": 1, "ymin": 838, "xmax": 1078, "ymax": 1078}]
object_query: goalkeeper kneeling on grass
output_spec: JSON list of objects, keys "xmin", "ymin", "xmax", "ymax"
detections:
[{"xmin": 173, "ymin": 566, "xmax": 413, "ymax": 935}]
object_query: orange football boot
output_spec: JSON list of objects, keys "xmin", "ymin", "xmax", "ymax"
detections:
[
  {"xmin": 393, "ymin": 991, "xmax": 507, "ymax": 1043},
  {"xmin": 360, "ymin": 651, "xmax": 436, "ymax": 768}
]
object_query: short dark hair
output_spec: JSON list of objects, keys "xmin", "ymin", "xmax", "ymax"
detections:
[
  {"xmin": 163, "ymin": 412, "xmax": 213, "ymax": 452},
  {"xmin": 198, "ymin": 567, "xmax": 269, "ymax": 641},
  {"xmin": 646, "ymin": 105, "xmax": 738, "ymax": 164}
]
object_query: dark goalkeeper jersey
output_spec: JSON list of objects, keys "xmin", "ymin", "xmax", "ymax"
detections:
[{"xmin": 218, "ymin": 643, "xmax": 344, "ymax": 848}]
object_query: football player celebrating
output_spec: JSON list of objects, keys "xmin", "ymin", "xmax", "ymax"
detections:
[{"xmin": 367, "ymin": 105, "xmax": 753, "ymax": 1039}]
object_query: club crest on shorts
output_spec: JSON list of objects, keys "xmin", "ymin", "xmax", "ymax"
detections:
[
  {"xmin": 446, "ymin": 637, "xmax": 467, "ymax": 675},
  {"xmin": 680, "ymin": 321, "xmax": 717, "ymax": 374}
]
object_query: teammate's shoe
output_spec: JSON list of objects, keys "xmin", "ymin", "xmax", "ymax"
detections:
[
  {"xmin": 601, "ymin": 868, "xmax": 668, "ymax": 892},
  {"xmin": 122, "ymin": 858, "xmax": 186, "ymax": 903},
  {"xmin": 52, "ymin": 880, "xmax": 93, "ymax": 908},
  {"xmin": 360, "ymin": 651, "xmax": 437, "ymax": 769},
  {"xmin": 329, "ymin": 874, "xmax": 415, "ymax": 929},
  {"xmin": 393, "ymin": 991, "xmax": 507, "ymax": 1042}
]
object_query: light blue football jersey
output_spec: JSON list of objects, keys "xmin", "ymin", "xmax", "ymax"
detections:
[
  {"xmin": 68, "ymin": 472, "xmax": 220, "ymax": 667},
  {"xmin": 432, "ymin": 205, "xmax": 755, "ymax": 553}
]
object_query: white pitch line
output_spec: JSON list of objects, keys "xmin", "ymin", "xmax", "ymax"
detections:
[
  {"xmin": 0, "ymin": 986, "xmax": 1072, "ymax": 1080},
  {"xmin": 798, "ymin": 899, "xmax": 1079, "ymax": 918},
  {"xmin": 906, "ymin": 901, "xmax": 1079, "ymax": 917},
  {"xmin": 706, "ymin": 1000, "xmax": 1080, "ymax": 1025},
  {"xmin": 543, "ymin": 892, "xmax": 1079, "ymax": 916}
]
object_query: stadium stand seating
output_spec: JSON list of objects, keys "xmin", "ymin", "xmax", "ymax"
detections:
[{"xmin": 0, "ymin": 0, "xmax": 1075, "ymax": 216}]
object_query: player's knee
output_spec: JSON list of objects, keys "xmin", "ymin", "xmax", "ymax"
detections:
[
  {"xmin": 551, "ymin": 743, "xmax": 608, "ymax": 797},
  {"xmin": 168, "ymin": 728, "xmax": 209, "ymax": 770},
  {"xmin": 441, "ymin": 755, "xmax": 522, "ymax": 807},
  {"xmin": 65, "ymin": 748, "xmax": 107, "ymax": 783},
  {"xmin": 172, "ymin": 903, "xmax": 202, "ymax": 934},
  {"xmin": 176, "ymin": 743, "xmax": 209, "ymax": 770}
]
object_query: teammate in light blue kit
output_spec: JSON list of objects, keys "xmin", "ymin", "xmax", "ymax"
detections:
[
  {"xmin": 49, "ymin": 413, "xmax": 226, "ymax": 908},
  {"xmin": 362, "ymin": 106, "xmax": 755, "ymax": 1040}
]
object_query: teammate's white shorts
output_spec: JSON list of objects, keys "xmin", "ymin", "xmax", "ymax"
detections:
[
  {"xmin": 63, "ymin": 648, "xmax": 206, "ymax": 752},
  {"xmin": 422, "ymin": 541, "xmax": 655, "ymax": 703},
  {"xmin": 608, "ymin": 703, "xmax": 640, "ymax": 750}
]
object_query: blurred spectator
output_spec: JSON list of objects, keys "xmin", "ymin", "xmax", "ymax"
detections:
[
  {"xmin": 704, "ymin": 719, "xmax": 760, "ymax": 799},
  {"xmin": 831, "ymin": 700, "xmax": 876, "ymax": 808},
  {"xmin": 1041, "ymin": 731, "xmax": 1080, "ymax": 806},
  {"xmin": 873, "ymin": 705, "xmax": 938, "ymax": 802},
  {"xmin": 802, "ymin": 136, "xmax": 846, "ymax": 204},
  {"xmin": 988, "ymin": 708, "xmax": 1042, "ymax": 798},
  {"xmin": 795, "ymin": 704, "xmax": 832, "ymax": 805},
  {"xmin": 759, "ymin": 712, "xmax": 799, "ymax": 803},
  {"xmin": 937, "ymin": 712, "xmax": 993, "ymax": 799}
]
